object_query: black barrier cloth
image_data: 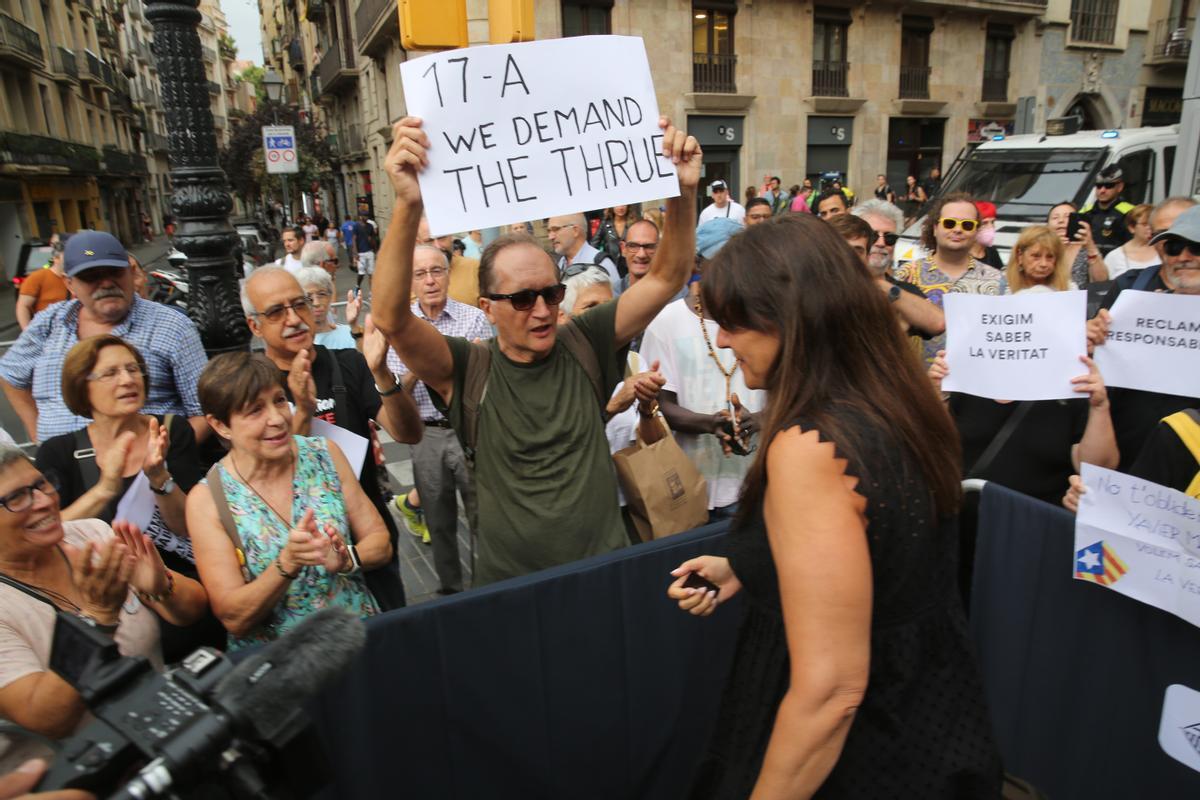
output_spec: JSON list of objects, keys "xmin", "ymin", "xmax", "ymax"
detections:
[
  {"xmin": 971, "ymin": 483, "xmax": 1200, "ymax": 798},
  {"xmin": 307, "ymin": 522, "xmax": 741, "ymax": 800}
]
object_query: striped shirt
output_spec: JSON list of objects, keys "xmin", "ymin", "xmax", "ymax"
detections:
[
  {"xmin": 386, "ymin": 298, "xmax": 493, "ymax": 421},
  {"xmin": 0, "ymin": 296, "xmax": 207, "ymax": 441}
]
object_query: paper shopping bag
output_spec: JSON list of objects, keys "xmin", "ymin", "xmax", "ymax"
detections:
[{"xmin": 613, "ymin": 418, "xmax": 709, "ymax": 542}]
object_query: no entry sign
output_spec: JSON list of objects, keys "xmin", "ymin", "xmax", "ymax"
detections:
[{"xmin": 262, "ymin": 125, "xmax": 299, "ymax": 174}]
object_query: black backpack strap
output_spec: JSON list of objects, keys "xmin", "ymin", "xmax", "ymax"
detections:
[
  {"xmin": 322, "ymin": 347, "xmax": 350, "ymax": 428},
  {"xmin": 967, "ymin": 401, "xmax": 1035, "ymax": 479},
  {"xmin": 1131, "ymin": 265, "xmax": 1160, "ymax": 291},
  {"xmin": 459, "ymin": 341, "xmax": 492, "ymax": 470},
  {"xmin": 72, "ymin": 428, "xmax": 100, "ymax": 488}
]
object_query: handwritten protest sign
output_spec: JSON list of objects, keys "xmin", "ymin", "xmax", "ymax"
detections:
[
  {"xmin": 941, "ymin": 290, "xmax": 1087, "ymax": 400},
  {"xmin": 1093, "ymin": 291, "xmax": 1200, "ymax": 399},
  {"xmin": 1075, "ymin": 463, "xmax": 1200, "ymax": 630},
  {"xmin": 399, "ymin": 36, "xmax": 679, "ymax": 235}
]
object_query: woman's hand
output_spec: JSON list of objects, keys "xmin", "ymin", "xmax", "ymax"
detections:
[
  {"xmin": 1070, "ymin": 355, "xmax": 1108, "ymax": 409},
  {"xmin": 98, "ymin": 431, "xmax": 136, "ymax": 495},
  {"xmin": 730, "ymin": 392, "xmax": 758, "ymax": 438},
  {"xmin": 666, "ymin": 556, "xmax": 741, "ymax": 617},
  {"xmin": 112, "ymin": 521, "xmax": 170, "ymax": 599},
  {"xmin": 140, "ymin": 417, "xmax": 170, "ymax": 487},
  {"xmin": 279, "ymin": 509, "xmax": 330, "ymax": 572},
  {"xmin": 344, "ymin": 290, "xmax": 361, "ymax": 327},
  {"xmin": 928, "ymin": 350, "xmax": 949, "ymax": 392},
  {"xmin": 1063, "ymin": 474, "xmax": 1086, "ymax": 514},
  {"xmin": 606, "ymin": 376, "xmax": 638, "ymax": 416},
  {"xmin": 0, "ymin": 759, "xmax": 94, "ymax": 800},
  {"xmin": 61, "ymin": 539, "xmax": 131, "ymax": 625},
  {"xmin": 1074, "ymin": 219, "xmax": 1096, "ymax": 250},
  {"xmin": 320, "ymin": 523, "xmax": 352, "ymax": 574}
]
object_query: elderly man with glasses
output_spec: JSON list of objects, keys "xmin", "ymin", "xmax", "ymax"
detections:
[
  {"xmin": 547, "ymin": 212, "xmax": 620, "ymax": 285},
  {"xmin": 240, "ymin": 266, "xmax": 422, "ymax": 607},
  {"xmin": 0, "ymin": 231, "xmax": 208, "ymax": 444}
]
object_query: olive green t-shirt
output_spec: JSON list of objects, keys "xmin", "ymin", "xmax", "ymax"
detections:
[{"xmin": 434, "ymin": 299, "xmax": 628, "ymax": 585}]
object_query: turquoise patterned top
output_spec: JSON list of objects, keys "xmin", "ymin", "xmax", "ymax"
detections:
[{"xmin": 215, "ymin": 435, "xmax": 378, "ymax": 651}]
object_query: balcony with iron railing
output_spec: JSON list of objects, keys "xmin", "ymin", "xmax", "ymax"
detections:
[
  {"xmin": 202, "ymin": 45, "xmax": 216, "ymax": 63},
  {"xmin": 81, "ymin": 48, "xmax": 102, "ymax": 82},
  {"xmin": 212, "ymin": 114, "xmax": 227, "ymax": 130},
  {"xmin": 0, "ymin": 12, "xmax": 44, "ymax": 68},
  {"xmin": 305, "ymin": 0, "xmax": 326, "ymax": 20},
  {"xmin": 982, "ymin": 69, "xmax": 1009, "ymax": 102},
  {"xmin": 1150, "ymin": 17, "xmax": 1193, "ymax": 64},
  {"xmin": 50, "ymin": 46, "xmax": 79, "ymax": 82},
  {"xmin": 355, "ymin": 0, "xmax": 399, "ymax": 57},
  {"xmin": 812, "ymin": 60, "xmax": 849, "ymax": 97},
  {"xmin": 208, "ymin": 80, "xmax": 221, "ymax": 95},
  {"xmin": 146, "ymin": 130, "xmax": 169, "ymax": 154},
  {"xmin": 692, "ymin": 52, "xmax": 737, "ymax": 94},
  {"xmin": 100, "ymin": 60, "xmax": 115, "ymax": 90},
  {"xmin": 316, "ymin": 45, "xmax": 357, "ymax": 96},
  {"xmin": 899, "ymin": 64, "xmax": 931, "ymax": 99},
  {"xmin": 335, "ymin": 123, "xmax": 364, "ymax": 156},
  {"xmin": 0, "ymin": 130, "xmax": 102, "ymax": 173},
  {"xmin": 103, "ymin": 145, "xmax": 148, "ymax": 175}
]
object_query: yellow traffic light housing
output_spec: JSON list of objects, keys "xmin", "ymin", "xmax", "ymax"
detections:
[
  {"xmin": 488, "ymin": 0, "xmax": 536, "ymax": 44},
  {"xmin": 399, "ymin": 0, "xmax": 468, "ymax": 50}
]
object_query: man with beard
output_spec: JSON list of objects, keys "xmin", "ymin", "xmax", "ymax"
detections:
[
  {"xmin": 850, "ymin": 200, "xmax": 945, "ymax": 337},
  {"xmin": 0, "ymin": 231, "xmax": 208, "ymax": 444},
  {"xmin": 241, "ymin": 266, "xmax": 423, "ymax": 607}
]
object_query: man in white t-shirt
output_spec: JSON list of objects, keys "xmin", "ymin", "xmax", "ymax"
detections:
[
  {"xmin": 696, "ymin": 180, "xmax": 745, "ymax": 227},
  {"xmin": 640, "ymin": 217, "xmax": 762, "ymax": 516},
  {"xmin": 273, "ymin": 226, "xmax": 304, "ymax": 274}
]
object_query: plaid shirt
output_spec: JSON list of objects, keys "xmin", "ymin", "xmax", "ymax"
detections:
[
  {"xmin": 0, "ymin": 296, "xmax": 208, "ymax": 441},
  {"xmin": 387, "ymin": 298, "xmax": 492, "ymax": 421}
]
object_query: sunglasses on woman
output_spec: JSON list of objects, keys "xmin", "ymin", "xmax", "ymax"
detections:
[
  {"xmin": 938, "ymin": 217, "xmax": 979, "ymax": 233},
  {"xmin": 485, "ymin": 284, "xmax": 567, "ymax": 311},
  {"xmin": 1162, "ymin": 239, "xmax": 1200, "ymax": 257}
]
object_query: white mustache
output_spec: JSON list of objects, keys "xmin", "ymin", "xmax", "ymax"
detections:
[
  {"xmin": 92, "ymin": 287, "xmax": 125, "ymax": 300},
  {"xmin": 283, "ymin": 322, "xmax": 310, "ymax": 337}
]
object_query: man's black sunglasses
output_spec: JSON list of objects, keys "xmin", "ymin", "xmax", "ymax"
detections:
[
  {"xmin": 1095, "ymin": 182, "xmax": 1119, "ymax": 190},
  {"xmin": 486, "ymin": 284, "xmax": 567, "ymax": 311},
  {"xmin": 874, "ymin": 231, "xmax": 900, "ymax": 246},
  {"xmin": 1162, "ymin": 239, "xmax": 1200, "ymax": 257}
]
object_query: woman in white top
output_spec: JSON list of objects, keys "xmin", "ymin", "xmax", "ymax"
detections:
[{"xmin": 1103, "ymin": 203, "xmax": 1160, "ymax": 280}]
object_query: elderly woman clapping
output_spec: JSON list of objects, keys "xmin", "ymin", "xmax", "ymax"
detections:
[
  {"xmin": 185, "ymin": 353, "xmax": 390, "ymax": 651},
  {"xmin": 295, "ymin": 265, "xmax": 359, "ymax": 350},
  {"xmin": 0, "ymin": 447, "xmax": 207, "ymax": 738}
]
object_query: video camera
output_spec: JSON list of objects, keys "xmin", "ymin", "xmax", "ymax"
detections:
[{"xmin": 13, "ymin": 607, "xmax": 365, "ymax": 798}]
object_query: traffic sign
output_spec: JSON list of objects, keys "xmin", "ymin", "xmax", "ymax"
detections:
[{"xmin": 262, "ymin": 125, "xmax": 299, "ymax": 174}]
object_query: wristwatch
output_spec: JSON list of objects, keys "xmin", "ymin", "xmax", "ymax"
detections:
[
  {"xmin": 150, "ymin": 476, "xmax": 176, "ymax": 495},
  {"xmin": 887, "ymin": 285, "xmax": 902, "ymax": 304},
  {"xmin": 375, "ymin": 379, "xmax": 403, "ymax": 397},
  {"xmin": 344, "ymin": 543, "xmax": 363, "ymax": 575}
]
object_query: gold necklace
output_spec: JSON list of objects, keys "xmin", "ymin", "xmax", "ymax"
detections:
[{"xmin": 693, "ymin": 291, "xmax": 740, "ymax": 439}]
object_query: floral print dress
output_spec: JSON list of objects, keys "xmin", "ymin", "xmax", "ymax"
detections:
[{"xmin": 215, "ymin": 435, "xmax": 378, "ymax": 651}]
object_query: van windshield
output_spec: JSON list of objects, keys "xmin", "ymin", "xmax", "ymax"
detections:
[{"xmin": 941, "ymin": 148, "xmax": 1106, "ymax": 222}]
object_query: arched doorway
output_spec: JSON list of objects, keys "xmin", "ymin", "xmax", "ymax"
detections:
[{"xmin": 1063, "ymin": 93, "xmax": 1111, "ymax": 130}]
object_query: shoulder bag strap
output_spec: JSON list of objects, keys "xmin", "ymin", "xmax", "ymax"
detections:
[
  {"xmin": 1162, "ymin": 409, "xmax": 1200, "ymax": 497},
  {"xmin": 966, "ymin": 401, "xmax": 1035, "ymax": 479},
  {"xmin": 460, "ymin": 341, "xmax": 492, "ymax": 470},
  {"xmin": 557, "ymin": 323, "xmax": 607, "ymax": 411},
  {"xmin": 205, "ymin": 464, "xmax": 254, "ymax": 583},
  {"xmin": 0, "ymin": 571, "xmax": 65, "ymax": 611},
  {"xmin": 1131, "ymin": 265, "xmax": 1160, "ymax": 291},
  {"xmin": 72, "ymin": 428, "xmax": 100, "ymax": 488},
  {"xmin": 323, "ymin": 347, "xmax": 350, "ymax": 427}
]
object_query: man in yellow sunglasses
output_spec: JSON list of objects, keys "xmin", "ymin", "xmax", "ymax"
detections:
[{"xmin": 893, "ymin": 192, "xmax": 1004, "ymax": 364}]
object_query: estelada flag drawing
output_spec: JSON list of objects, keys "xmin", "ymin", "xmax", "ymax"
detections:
[{"xmin": 1075, "ymin": 540, "xmax": 1130, "ymax": 586}]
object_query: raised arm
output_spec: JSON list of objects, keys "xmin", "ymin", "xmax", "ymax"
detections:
[
  {"xmin": 371, "ymin": 117, "xmax": 455, "ymax": 404},
  {"xmin": 613, "ymin": 119, "xmax": 702, "ymax": 347}
]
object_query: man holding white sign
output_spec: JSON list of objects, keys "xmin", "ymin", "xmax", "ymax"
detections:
[{"xmin": 373, "ymin": 113, "xmax": 700, "ymax": 586}]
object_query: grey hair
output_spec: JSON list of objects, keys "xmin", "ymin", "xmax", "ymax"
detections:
[
  {"xmin": 300, "ymin": 241, "xmax": 329, "ymax": 270},
  {"xmin": 414, "ymin": 244, "xmax": 449, "ymax": 268},
  {"xmin": 852, "ymin": 199, "xmax": 905, "ymax": 231},
  {"xmin": 240, "ymin": 265, "xmax": 293, "ymax": 317},
  {"xmin": 0, "ymin": 445, "xmax": 32, "ymax": 471},
  {"xmin": 295, "ymin": 266, "xmax": 333, "ymax": 294},
  {"xmin": 562, "ymin": 266, "xmax": 613, "ymax": 317},
  {"xmin": 1151, "ymin": 196, "xmax": 1198, "ymax": 228}
]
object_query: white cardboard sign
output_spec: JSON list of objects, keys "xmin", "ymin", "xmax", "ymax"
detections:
[
  {"xmin": 1093, "ymin": 290, "xmax": 1200, "ymax": 399},
  {"xmin": 941, "ymin": 290, "xmax": 1087, "ymax": 400},
  {"xmin": 1074, "ymin": 463, "xmax": 1200, "ymax": 631},
  {"xmin": 399, "ymin": 36, "xmax": 680, "ymax": 236},
  {"xmin": 1159, "ymin": 684, "xmax": 1200, "ymax": 774}
]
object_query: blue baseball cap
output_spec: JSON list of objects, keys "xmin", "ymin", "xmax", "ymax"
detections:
[
  {"xmin": 696, "ymin": 217, "xmax": 742, "ymax": 260},
  {"xmin": 63, "ymin": 230, "xmax": 129, "ymax": 277}
]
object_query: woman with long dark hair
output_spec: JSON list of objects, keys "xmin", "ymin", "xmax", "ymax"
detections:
[{"xmin": 667, "ymin": 214, "xmax": 1000, "ymax": 798}]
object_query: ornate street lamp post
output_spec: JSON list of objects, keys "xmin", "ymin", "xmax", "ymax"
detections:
[{"xmin": 145, "ymin": 0, "xmax": 249, "ymax": 355}]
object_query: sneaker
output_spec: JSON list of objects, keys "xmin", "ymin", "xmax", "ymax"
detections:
[{"xmin": 394, "ymin": 496, "xmax": 430, "ymax": 544}]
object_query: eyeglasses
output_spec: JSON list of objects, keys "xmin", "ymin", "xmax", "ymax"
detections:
[
  {"xmin": 254, "ymin": 298, "xmax": 311, "ymax": 322},
  {"xmin": 938, "ymin": 217, "xmax": 979, "ymax": 233},
  {"xmin": 624, "ymin": 242, "xmax": 658, "ymax": 253},
  {"xmin": 322, "ymin": 258, "xmax": 339, "ymax": 266},
  {"xmin": 305, "ymin": 290, "xmax": 332, "ymax": 303},
  {"xmin": 0, "ymin": 476, "xmax": 58, "ymax": 513},
  {"xmin": 1095, "ymin": 182, "xmax": 1119, "ymax": 190},
  {"xmin": 1162, "ymin": 239, "xmax": 1200, "ymax": 257},
  {"xmin": 546, "ymin": 224, "xmax": 578, "ymax": 235},
  {"xmin": 413, "ymin": 266, "xmax": 448, "ymax": 281},
  {"xmin": 87, "ymin": 363, "xmax": 143, "ymax": 383},
  {"xmin": 874, "ymin": 231, "xmax": 900, "ymax": 246},
  {"xmin": 486, "ymin": 284, "xmax": 567, "ymax": 311}
]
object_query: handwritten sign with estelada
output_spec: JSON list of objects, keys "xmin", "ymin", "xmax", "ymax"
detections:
[
  {"xmin": 1093, "ymin": 290, "xmax": 1200, "ymax": 399},
  {"xmin": 399, "ymin": 36, "xmax": 680, "ymax": 236},
  {"xmin": 1075, "ymin": 463, "xmax": 1200, "ymax": 631},
  {"xmin": 941, "ymin": 290, "xmax": 1087, "ymax": 401}
]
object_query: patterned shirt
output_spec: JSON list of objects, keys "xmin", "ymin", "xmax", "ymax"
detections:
[
  {"xmin": 893, "ymin": 256, "xmax": 1005, "ymax": 364},
  {"xmin": 386, "ymin": 298, "xmax": 493, "ymax": 421},
  {"xmin": 0, "ymin": 296, "xmax": 207, "ymax": 441}
]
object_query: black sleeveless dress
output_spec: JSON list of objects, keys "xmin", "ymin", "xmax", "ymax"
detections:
[{"xmin": 689, "ymin": 418, "xmax": 1001, "ymax": 799}]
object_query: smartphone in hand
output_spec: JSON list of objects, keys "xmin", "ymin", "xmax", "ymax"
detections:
[
  {"xmin": 683, "ymin": 571, "xmax": 719, "ymax": 594},
  {"xmin": 1067, "ymin": 212, "xmax": 1083, "ymax": 241}
]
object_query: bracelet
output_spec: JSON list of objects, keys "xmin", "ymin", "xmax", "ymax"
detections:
[
  {"xmin": 137, "ymin": 571, "xmax": 176, "ymax": 604},
  {"xmin": 638, "ymin": 400, "xmax": 660, "ymax": 418},
  {"xmin": 376, "ymin": 380, "xmax": 403, "ymax": 397},
  {"xmin": 275, "ymin": 558, "xmax": 301, "ymax": 580}
]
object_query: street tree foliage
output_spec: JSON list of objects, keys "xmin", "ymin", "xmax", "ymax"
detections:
[{"xmin": 220, "ymin": 101, "xmax": 335, "ymax": 211}]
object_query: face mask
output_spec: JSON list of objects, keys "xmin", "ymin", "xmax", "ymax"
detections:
[{"xmin": 976, "ymin": 225, "xmax": 996, "ymax": 248}]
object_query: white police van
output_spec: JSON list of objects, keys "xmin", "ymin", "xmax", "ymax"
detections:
[{"xmin": 894, "ymin": 124, "xmax": 1181, "ymax": 266}]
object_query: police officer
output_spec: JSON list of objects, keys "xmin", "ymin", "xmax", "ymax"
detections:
[{"xmin": 1080, "ymin": 164, "xmax": 1135, "ymax": 256}]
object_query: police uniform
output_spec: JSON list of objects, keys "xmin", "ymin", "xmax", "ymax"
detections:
[{"xmin": 1080, "ymin": 198, "xmax": 1134, "ymax": 256}]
